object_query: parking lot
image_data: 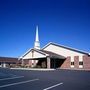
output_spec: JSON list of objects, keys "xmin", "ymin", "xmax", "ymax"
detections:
[{"xmin": 0, "ymin": 68, "xmax": 90, "ymax": 90}]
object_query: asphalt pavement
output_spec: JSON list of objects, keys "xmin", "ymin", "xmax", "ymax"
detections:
[{"xmin": 0, "ymin": 68, "xmax": 90, "ymax": 90}]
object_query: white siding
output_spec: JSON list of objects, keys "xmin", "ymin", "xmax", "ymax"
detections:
[
  {"xmin": 23, "ymin": 52, "xmax": 32, "ymax": 59},
  {"xmin": 79, "ymin": 65, "xmax": 83, "ymax": 68},
  {"xmin": 43, "ymin": 44, "xmax": 85, "ymax": 57},
  {"xmin": 23, "ymin": 50, "xmax": 46, "ymax": 59},
  {"xmin": 33, "ymin": 51, "xmax": 46, "ymax": 58},
  {"xmin": 79, "ymin": 56, "xmax": 83, "ymax": 61},
  {"xmin": 71, "ymin": 56, "xmax": 74, "ymax": 62},
  {"xmin": 71, "ymin": 65, "xmax": 74, "ymax": 68}
]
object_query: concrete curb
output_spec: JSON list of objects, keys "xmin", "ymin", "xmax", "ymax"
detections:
[{"xmin": 10, "ymin": 68, "xmax": 55, "ymax": 71}]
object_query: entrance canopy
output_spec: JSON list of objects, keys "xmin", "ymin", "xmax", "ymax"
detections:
[{"xmin": 19, "ymin": 48, "xmax": 66, "ymax": 69}]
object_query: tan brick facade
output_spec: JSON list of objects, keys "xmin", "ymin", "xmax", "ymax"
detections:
[
  {"xmin": 0, "ymin": 57, "xmax": 18, "ymax": 68},
  {"xmin": 83, "ymin": 55, "xmax": 90, "ymax": 70},
  {"xmin": 59, "ymin": 55, "xmax": 90, "ymax": 70},
  {"xmin": 74, "ymin": 56, "xmax": 79, "ymax": 69},
  {"xmin": 23, "ymin": 55, "xmax": 90, "ymax": 70},
  {"xmin": 60, "ymin": 56, "xmax": 71, "ymax": 69}
]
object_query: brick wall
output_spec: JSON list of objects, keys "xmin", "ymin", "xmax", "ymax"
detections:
[
  {"xmin": 83, "ymin": 55, "xmax": 90, "ymax": 70},
  {"xmin": 22, "ymin": 55, "xmax": 90, "ymax": 70},
  {"xmin": 60, "ymin": 56, "xmax": 71, "ymax": 69},
  {"xmin": 60, "ymin": 55, "xmax": 90, "ymax": 70},
  {"xmin": 74, "ymin": 56, "xmax": 79, "ymax": 69},
  {"xmin": 0, "ymin": 57, "xmax": 18, "ymax": 63}
]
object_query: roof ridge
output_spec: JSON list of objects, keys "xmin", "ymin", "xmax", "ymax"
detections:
[{"xmin": 42, "ymin": 42, "xmax": 89, "ymax": 55}]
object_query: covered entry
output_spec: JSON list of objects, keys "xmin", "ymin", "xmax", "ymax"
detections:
[
  {"xmin": 20, "ymin": 49, "xmax": 66, "ymax": 69},
  {"xmin": 35, "ymin": 58, "xmax": 65, "ymax": 69},
  {"xmin": 51, "ymin": 58, "xmax": 65, "ymax": 68}
]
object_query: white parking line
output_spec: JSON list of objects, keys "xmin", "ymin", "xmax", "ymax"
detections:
[
  {"xmin": 43, "ymin": 82, "xmax": 63, "ymax": 90},
  {"xmin": 0, "ymin": 76, "xmax": 24, "ymax": 81},
  {"xmin": 0, "ymin": 78, "xmax": 39, "ymax": 88}
]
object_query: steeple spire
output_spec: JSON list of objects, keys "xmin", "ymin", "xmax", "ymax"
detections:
[{"xmin": 34, "ymin": 25, "xmax": 40, "ymax": 49}]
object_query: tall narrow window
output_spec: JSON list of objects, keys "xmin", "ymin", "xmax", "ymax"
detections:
[
  {"xmin": 71, "ymin": 56, "xmax": 74, "ymax": 68},
  {"xmin": 79, "ymin": 56, "xmax": 83, "ymax": 68}
]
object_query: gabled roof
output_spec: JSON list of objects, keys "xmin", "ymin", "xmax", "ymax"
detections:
[
  {"xmin": 19, "ymin": 42, "xmax": 89, "ymax": 59},
  {"xmin": 20, "ymin": 48, "xmax": 66, "ymax": 59},
  {"xmin": 42, "ymin": 42, "xmax": 89, "ymax": 55},
  {"xmin": 19, "ymin": 48, "xmax": 47, "ymax": 59},
  {"xmin": 41, "ymin": 50, "xmax": 66, "ymax": 59},
  {"xmin": 19, "ymin": 48, "xmax": 33, "ymax": 59}
]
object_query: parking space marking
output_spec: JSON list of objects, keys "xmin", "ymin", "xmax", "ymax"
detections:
[
  {"xmin": 43, "ymin": 82, "xmax": 63, "ymax": 90},
  {"xmin": 0, "ymin": 78, "xmax": 39, "ymax": 88},
  {"xmin": 0, "ymin": 76, "xmax": 24, "ymax": 81}
]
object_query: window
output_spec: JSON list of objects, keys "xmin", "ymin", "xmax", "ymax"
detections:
[
  {"xmin": 79, "ymin": 61, "xmax": 83, "ymax": 65},
  {"xmin": 79, "ymin": 61, "xmax": 83, "ymax": 68},
  {"xmin": 71, "ymin": 62, "xmax": 74, "ymax": 65}
]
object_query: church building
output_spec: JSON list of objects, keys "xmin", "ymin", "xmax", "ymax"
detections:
[{"xmin": 19, "ymin": 26, "xmax": 90, "ymax": 70}]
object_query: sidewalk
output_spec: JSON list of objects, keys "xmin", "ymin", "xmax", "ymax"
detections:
[{"xmin": 10, "ymin": 68, "xmax": 55, "ymax": 71}]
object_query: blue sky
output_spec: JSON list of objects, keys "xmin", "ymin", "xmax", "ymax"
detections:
[{"xmin": 0, "ymin": 0, "xmax": 90, "ymax": 57}]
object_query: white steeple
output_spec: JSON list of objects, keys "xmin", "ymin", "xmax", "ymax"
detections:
[{"xmin": 34, "ymin": 25, "xmax": 40, "ymax": 49}]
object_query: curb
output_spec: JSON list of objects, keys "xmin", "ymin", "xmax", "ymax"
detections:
[{"xmin": 10, "ymin": 68, "xmax": 55, "ymax": 71}]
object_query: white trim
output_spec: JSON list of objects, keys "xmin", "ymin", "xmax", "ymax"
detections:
[
  {"xmin": 79, "ymin": 65, "xmax": 83, "ymax": 68},
  {"xmin": 79, "ymin": 56, "xmax": 83, "ymax": 62},
  {"xmin": 71, "ymin": 56, "xmax": 74, "ymax": 62},
  {"xmin": 71, "ymin": 65, "xmax": 74, "ymax": 68}
]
